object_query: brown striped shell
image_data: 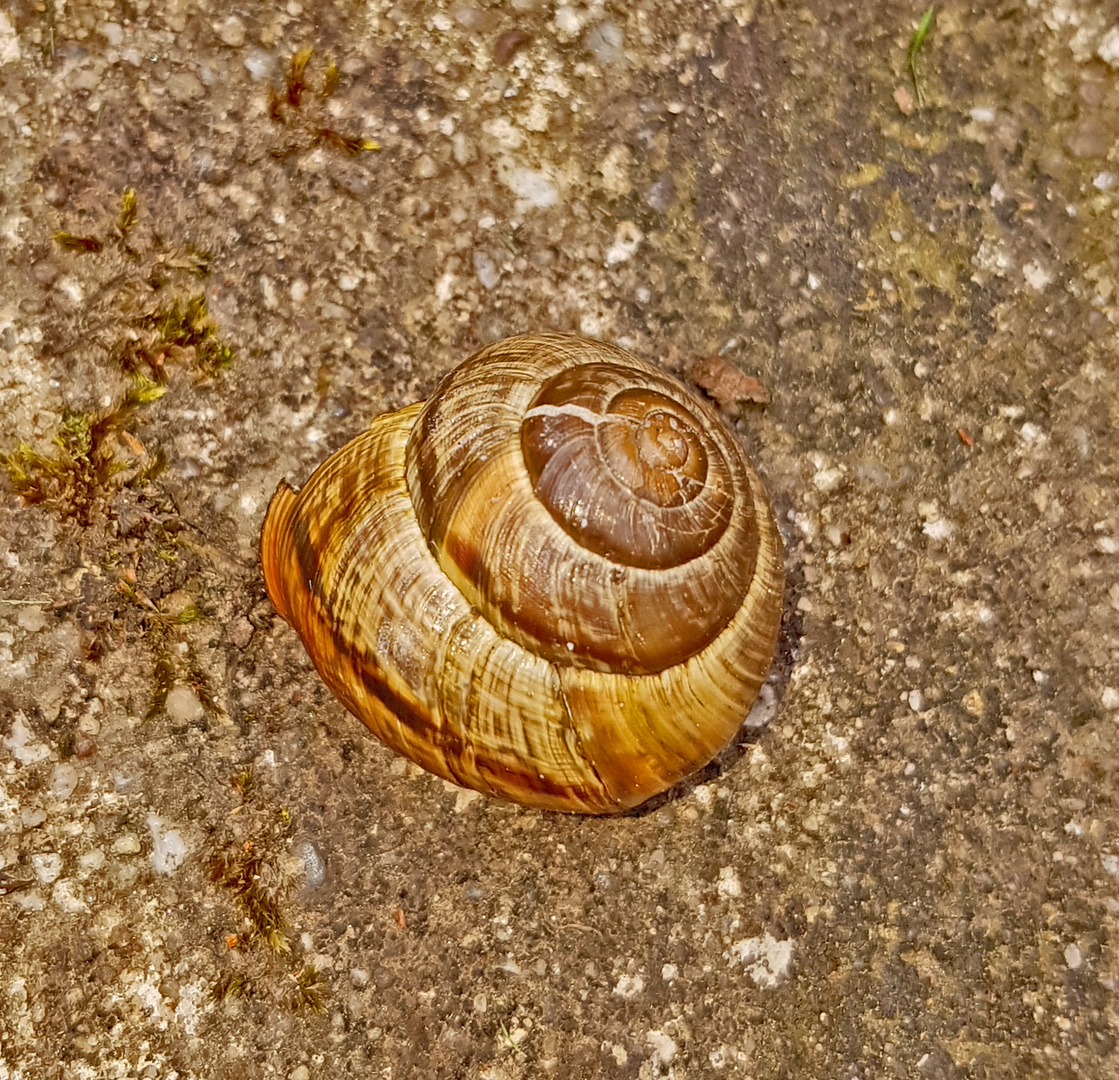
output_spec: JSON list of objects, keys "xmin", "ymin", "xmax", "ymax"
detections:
[{"xmin": 260, "ymin": 334, "xmax": 784, "ymax": 814}]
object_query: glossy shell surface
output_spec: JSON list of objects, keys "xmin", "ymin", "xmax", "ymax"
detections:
[{"xmin": 261, "ymin": 334, "xmax": 784, "ymax": 813}]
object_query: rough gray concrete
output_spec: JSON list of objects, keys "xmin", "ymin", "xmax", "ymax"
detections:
[{"xmin": 1, "ymin": 1, "xmax": 1118, "ymax": 1077}]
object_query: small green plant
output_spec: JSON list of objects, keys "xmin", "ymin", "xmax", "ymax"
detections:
[
  {"xmin": 144, "ymin": 641, "xmax": 177, "ymax": 722},
  {"xmin": 269, "ymin": 46, "xmax": 380, "ymax": 157},
  {"xmin": 288, "ymin": 966, "xmax": 327, "ymax": 1014},
  {"xmin": 907, "ymin": 6, "xmax": 936, "ymax": 108},
  {"xmin": 112, "ymin": 294, "xmax": 233, "ymax": 383},
  {"xmin": 117, "ymin": 187, "xmax": 139, "ymax": 233},
  {"xmin": 53, "ymin": 232, "xmax": 103, "ymax": 253},
  {"xmin": 7, "ymin": 189, "xmax": 235, "ymax": 526},
  {"xmin": 2, "ymin": 408, "xmax": 130, "ymax": 525},
  {"xmin": 211, "ymin": 970, "xmax": 249, "ymax": 1002},
  {"xmin": 232, "ymin": 766, "xmax": 255, "ymax": 800},
  {"xmin": 207, "ymin": 842, "xmax": 292, "ymax": 955},
  {"xmin": 186, "ymin": 648, "xmax": 223, "ymax": 717}
]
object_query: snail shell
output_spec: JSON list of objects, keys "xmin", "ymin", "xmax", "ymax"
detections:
[{"xmin": 260, "ymin": 334, "xmax": 784, "ymax": 814}]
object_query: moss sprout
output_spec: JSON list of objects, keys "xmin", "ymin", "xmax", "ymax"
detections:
[
  {"xmin": 288, "ymin": 966, "xmax": 327, "ymax": 1014},
  {"xmin": 207, "ymin": 843, "xmax": 292, "ymax": 955}
]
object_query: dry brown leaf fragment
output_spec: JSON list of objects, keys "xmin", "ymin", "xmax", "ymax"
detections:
[
  {"xmin": 689, "ymin": 354, "xmax": 770, "ymax": 413},
  {"xmin": 119, "ymin": 431, "xmax": 146, "ymax": 457},
  {"xmin": 494, "ymin": 30, "xmax": 531, "ymax": 65}
]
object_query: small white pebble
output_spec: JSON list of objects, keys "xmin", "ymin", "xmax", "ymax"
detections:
[
  {"xmin": 165, "ymin": 685, "xmax": 204, "ymax": 724},
  {"xmin": 813, "ymin": 466, "xmax": 843, "ymax": 494},
  {"xmin": 604, "ymin": 220, "xmax": 643, "ymax": 267},
  {"xmin": 16, "ymin": 606, "xmax": 47, "ymax": 633},
  {"xmin": 554, "ymin": 5, "xmax": 585, "ymax": 37},
  {"xmin": 731, "ymin": 934, "xmax": 796, "ymax": 989},
  {"xmin": 32, "ymin": 852, "xmax": 63, "ymax": 885},
  {"xmin": 1064, "ymin": 944, "xmax": 1082, "ymax": 970},
  {"xmin": 1100, "ymin": 26, "xmax": 1119, "ymax": 68},
  {"xmin": 52, "ymin": 879, "xmax": 89, "ymax": 914},
  {"xmin": 216, "ymin": 15, "xmax": 246, "ymax": 47},
  {"xmin": 48, "ymin": 762, "xmax": 78, "ymax": 801},
  {"xmin": 1101, "ymin": 687, "xmax": 1119, "ymax": 711},
  {"xmin": 587, "ymin": 21, "xmax": 625, "ymax": 66},
  {"xmin": 473, "ymin": 252, "xmax": 501, "ymax": 290},
  {"xmin": 56, "ymin": 277, "xmax": 84, "ymax": 304},
  {"xmin": 78, "ymin": 849, "xmax": 106, "ymax": 872},
  {"xmin": 1022, "ymin": 261, "xmax": 1052, "ymax": 291},
  {"xmin": 613, "ymin": 974, "xmax": 645, "ymax": 999},
  {"xmin": 499, "ymin": 165, "xmax": 558, "ymax": 210},
  {"xmin": 147, "ymin": 815, "xmax": 189, "ymax": 875},
  {"xmin": 243, "ymin": 49, "xmax": 274, "ymax": 80},
  {"xmin": 3, "ymin": 714, "xmax": 51, "ymax": 765},
  {"xmin": 454, "ymin": 787, "xmax": 483, "ymax": 813},
  {"xmin": 414, "ymin": 153, "xmax": 438, "ymax": 180},
  {"xmin": 646, "ymin": 1031, "xmax": 678, "ymax": 1067},
  {"xmin": 716, "ymin": 866, "xmax": 742, "ymax": 898},
  {"xmin": 293, "ymin": 838, "xmax": 327, "ymax": 889}
]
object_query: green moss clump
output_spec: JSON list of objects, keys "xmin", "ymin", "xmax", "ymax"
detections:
[
  {"xmin": 1, "ymin": 409, "xmax": 130, "ymax": 525},
  {"xmin": 113, "ymin": 294, "xmax": 233, "ymax": 383},
  {"xmin": 53, "ymin": 232, "xmax": 103, "ymax": 253},
  {"xmin": 143, "ymin": 646, "xmax": 176, "ymax": 723},
  {"xmin": 269, "ymin": 46, "xmax": 380, "ymax": 157},
  {"xmin": 211, "ymin": 971, "xmax": 249, "ymax": 1002},
  {"xmin": 288, "ymin": 966, "xmax": 327, "ymax": 1014},
  {"xmin": 117, "ymin": 187, "xmax": 138, "ymax": 233},
  {"xmin": 207, "ymin": 844, "xmax": 291, "ymax": 955}
]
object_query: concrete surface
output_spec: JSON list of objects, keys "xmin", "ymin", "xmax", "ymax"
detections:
[{"xmin": 1, "ymin": 1, "xmax": 1118, "ymax": 1077}]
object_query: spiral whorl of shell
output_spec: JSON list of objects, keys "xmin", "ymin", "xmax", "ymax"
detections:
[{"xmin": 261, "ymin": 334, "xmax": 784, "ymax": 813}]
